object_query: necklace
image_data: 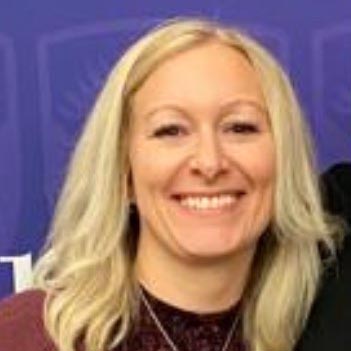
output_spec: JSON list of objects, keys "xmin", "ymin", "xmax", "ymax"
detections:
[{"xmin": 140, "ymin": 290, "xmax": 241, "ymax": 351}]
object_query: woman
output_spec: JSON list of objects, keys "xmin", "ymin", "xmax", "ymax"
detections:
[{"xmin": 0, "ymin": 18, "xmax": 343, "ymax": 351}]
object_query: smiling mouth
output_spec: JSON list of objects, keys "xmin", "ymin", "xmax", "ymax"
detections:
[{"xmin": 172, "ymin": 191, "xmax": 246, "ymax": 211}]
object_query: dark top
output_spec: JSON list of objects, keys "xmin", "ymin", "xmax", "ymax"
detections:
[{"xmin": 122, "ymin": 288, "xmax": 245, "ymax": 351}]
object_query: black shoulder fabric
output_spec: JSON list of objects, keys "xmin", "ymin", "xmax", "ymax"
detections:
[
  {"xmin": 296, "ymin": 162, "xmax": 351, "ymax": 351},
  {"xmin": 321, "ymin": 162, "xmax": 351, "ymax": 226}
]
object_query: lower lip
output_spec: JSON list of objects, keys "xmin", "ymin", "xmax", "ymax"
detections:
[{"xmin": 171, "ymin": 195, "xmax": 245, "ymax": 218}]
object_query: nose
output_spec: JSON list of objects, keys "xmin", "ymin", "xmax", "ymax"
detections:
[{"xmin": 189, "ymin": 131, "xmax": 229, "ymax": 182}]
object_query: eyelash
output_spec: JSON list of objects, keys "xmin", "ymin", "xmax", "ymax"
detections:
[
  {"xmin": 152, "ymin": 122, "xmax": 259, "ymax": 138},
  {"xmin": 152, "ymin": 124, "xmax": 187, "ymax": 138},
  {"xmin": 224, "ymin": 122, "xmax": 259, "ymax": 134}
]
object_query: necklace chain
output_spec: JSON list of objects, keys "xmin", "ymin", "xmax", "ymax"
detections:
[{"xmin": 140, "ymin": 290, "xmax": 240, "ymax": 351}]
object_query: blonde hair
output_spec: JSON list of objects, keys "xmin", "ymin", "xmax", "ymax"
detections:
[{"xmin": 34, "ymin": 17, "xmax": 342, "ymax": 351}]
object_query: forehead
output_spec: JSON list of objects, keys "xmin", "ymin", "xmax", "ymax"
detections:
[{"xmin": 132, "ymin": 41, "xmax": 267, "ymax": 116}]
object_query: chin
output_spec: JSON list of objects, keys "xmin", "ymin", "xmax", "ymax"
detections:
[{"xmin": 169, "ymin": 229, "xmax": 256, "ymax": 263}]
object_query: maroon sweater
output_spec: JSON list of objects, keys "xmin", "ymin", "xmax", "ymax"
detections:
[
  {"xmin": 0, "ymin": 289, "xmax": 245, "ymax": 351},
  {"xmin": 0, "ymin": 290, "xmax": 57, "ymax": 350}
]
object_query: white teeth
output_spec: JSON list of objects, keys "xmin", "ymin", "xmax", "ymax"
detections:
[{"xmin": 179, "ymin": 195, "xmax": 237, "ymax": 210}]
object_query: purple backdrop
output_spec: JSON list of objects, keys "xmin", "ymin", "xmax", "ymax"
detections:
[{"xmin": 0, "ymin": 0, "xmax": 350, "ymax": 297}]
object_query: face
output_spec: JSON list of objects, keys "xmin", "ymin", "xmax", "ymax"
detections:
[{"xmin": 129, "ymin": 42, "xmax": 275, "ymax": 264}]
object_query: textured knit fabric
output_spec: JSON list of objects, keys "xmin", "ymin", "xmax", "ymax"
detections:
[{"xmin": 120, "ymin": 288, "xmax": 246, "ymax": 351}]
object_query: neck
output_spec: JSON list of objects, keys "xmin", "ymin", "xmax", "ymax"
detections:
[{"xmin": 135, "ymin": 238, "xmax": 256, "ymax": 313}]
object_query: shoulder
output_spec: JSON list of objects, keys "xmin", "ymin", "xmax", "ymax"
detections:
[
  {"xmin": 0, "ymin": 288, "xmax": 45, "ymax": 319},
  {"xmin": 296, "ymin": 164, "xmax": 351, "ymax": 350},
  {"xmin": 0, "ymin": 289, "xmax": 57, "ymax": 351},
  {"xmin": 296, "ymin": 232, "xmax": 351, "ymax": 351},
  {"xmin": 321, "ymin": 162, "xmax": 351, "ymax": 225}
]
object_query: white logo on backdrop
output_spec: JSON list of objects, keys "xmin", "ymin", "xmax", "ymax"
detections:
[{"xmin": 0, "ymin": 253, "xmax": 33, "ymax": 292}]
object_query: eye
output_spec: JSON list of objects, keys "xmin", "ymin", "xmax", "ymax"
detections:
[
  {"xmin": 152, "ymin": 124, "xmax": 187, "ymax": 138},
  {"xmin": 224, "ymin": 122, "xmax": 259, "ymax": 134}
]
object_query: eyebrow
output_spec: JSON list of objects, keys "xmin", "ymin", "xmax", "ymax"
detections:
[
  {"xmin": 140, "ymin": 105, "xmax": 187, "ymax": 122},
  {"xmin": 219, "ymin": 99, "xmax": 269, "ymax": 116},
  {"xmin": 140, "ymin": 98, "xmax": 269, "ymax": 122}
]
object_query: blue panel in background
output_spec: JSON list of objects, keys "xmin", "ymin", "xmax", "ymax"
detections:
[
  {"xmin": 37, "ymin": 19, "xmax": 158, "ymax": 212},
  {"xmin": 0, "ymin": 262, "xmax": 13, "ymax": 298},
  {"xmin": 312, "ymin": 24, "xmax": 351, "ymax": 168},
  {"xmin": 0, "ymin": 35, "xmax": 21, "ymax": 258}
]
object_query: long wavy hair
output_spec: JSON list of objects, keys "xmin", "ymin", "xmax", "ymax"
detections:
[{"xmin": 34, "ymin": 17, "xmax": 343, "ymax": 351}]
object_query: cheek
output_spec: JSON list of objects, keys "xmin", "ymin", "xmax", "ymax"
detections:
[
  {"xmin": 263, "ymin": 145, "xmax": 276, "ymax": 189},
  {"xmin": 256, "ymin": 149, "xmax": 276, "ymax": 187},
  {"xmin": 229, "ymin": 139, "xmax": 276, "ymax": 187},
  {"xmin": 247, "ymin": 142, "xmax": 276, "ymax": 222},
  {"xmin": 129, "ymin": 145, "xmax": 186, "ymax": 199}
]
